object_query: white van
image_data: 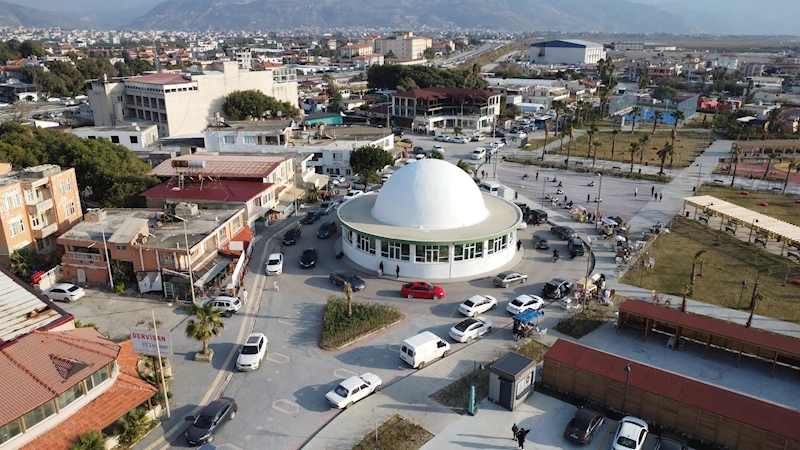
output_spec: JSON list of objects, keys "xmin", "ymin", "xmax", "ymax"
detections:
[
  {"xmin": 399, "ymin": 331, "xmax": 451, "ymax": 369},
  {"xmin": 497, "ymin": 185, "xmax": 516, "ymax": 201},
  {"xmin": 480, "ymin": 180, "xmax": 502, "ymax": 195}
]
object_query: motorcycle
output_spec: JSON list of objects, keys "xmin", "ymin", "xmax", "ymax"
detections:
[
  {"xmin": 336, "ymin": 251, "xmax": 344, "ymax": 259},
  {"xmin": 556, "ymin": 189, "xmax": 564, "ymax": 195},
  {"xmin": 588, "ymin": 181, "xmax": 596, "ymax": 187}
]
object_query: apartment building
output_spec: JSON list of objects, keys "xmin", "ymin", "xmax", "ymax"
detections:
[
  {"xmin": 647, "ymin": 63, "xmax": 683, "ymax": 79},
  {"xmin": 68, "ymin": 124, "xmax": 159, "ymax": 154},
  {"xmin": 391, "ymin": 87, "xmax": 501, "ymax": 133},
  {"xmin": 85, "ymin": 61, "xmax": 298, "ymax": 138},
  {"xmin": 225, "ymin": 47, "xmax": 253, "ymax": 69},
  {"xmin": 0, "ymin": 164, "xmax": 82, "ymax": 264},
  {"xmin": 376, "ymin": 32, "xmax": 432, "ymax": 61},
  {"xmin": 339, "ymin": 44, "xmax": 372, "ymax": 59}
]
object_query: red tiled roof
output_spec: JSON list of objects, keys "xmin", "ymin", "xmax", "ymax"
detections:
[
  {"xmin": 149, "ymin": 155, "xmax": 288, "ymax": 179},
  {"xmin": 220, "ymin": 226, "xmax": 254, "ymax": 258},
  {"xmin": 392, "ymin": 86, "xmax": 498, "ymax": 102},
  {"xmin": 619, "ymin": 300, "xmax": 800, "ymax": 358},
  {"xmin": 545, "ymin": 340, "xmax": 800, "ymax": 443},
  {"xmin": 126, "ymin": 72, "xmax": 192, "ymax": 85},
  {"xmin": 116, "ymin": 340, "xmax": 140, "ymax": 378},
  {"xmin": 140, "ymin": 180, "xmax": 272, "ymax": 203}
]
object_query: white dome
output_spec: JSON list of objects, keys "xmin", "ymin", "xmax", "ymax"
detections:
[{"xmin": 371, "ymin": 159, "xmax": 489, "ymax": 230}]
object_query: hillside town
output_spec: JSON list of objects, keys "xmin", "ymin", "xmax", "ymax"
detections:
[{"xmin": 0, "ymin": 22, "xmax": 799, "ymax": 450}]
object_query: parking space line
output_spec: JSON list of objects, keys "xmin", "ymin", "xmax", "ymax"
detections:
[{"xmin": 596, "ymin": 419, "xmax": 616, "ymax": 449}]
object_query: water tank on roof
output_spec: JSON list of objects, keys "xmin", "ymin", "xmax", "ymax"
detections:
[
  {"xmin": 174, "ymin": 202, "xmax": 199, "ymax": 217},
  {"xmin": 187, "ymin": 160, "xmax": 207, "ymax": 168}
]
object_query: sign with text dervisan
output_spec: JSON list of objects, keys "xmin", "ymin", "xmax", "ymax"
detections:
[{"xmin": 130, "ymin": 329, "xmax": 172, "ymax": 357}]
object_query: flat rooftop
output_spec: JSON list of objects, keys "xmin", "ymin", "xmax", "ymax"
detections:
[
  {"xmin": 0, "ymin": 164, "xmax": 66, "ymax": 187},
  {"xmin": 150, "ymin": 154, "xmax": 287, "ymax": 179},
  {"xmin": 337, "ymin": 193, "xmax": 521, "ymax": 243},
  {"xmin": 70, "ymin": 124, "xmax": 156, "ymax": 133},
  {"xmin": 59, "ymin": 208, "xmax": 242, "ymax": 249},
  {"xmin": 212, "ymin": 120, "xmax": 292, "ymax": 133}
]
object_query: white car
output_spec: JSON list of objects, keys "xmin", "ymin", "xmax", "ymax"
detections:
[
  {"xmin": 198, "ymin": 296, "xmax": 242, "ymax": 317},
  {"xmin": 266, "ymin": 253, "xmax": 284, "ymax": 275},
  {"xmin": 432, "ymin": 145, "xmax": 444, "ymax": 152},
  {"xmin": 434, "ymin": 135, "xmax": 449, "ymax": 142},
  {"xmin": 381, "ymin": 173, "xmax": 392, "ymax": 183},
  {"xmin": 458, "ymin": 295, "xmax": 497, "ymax": 317},
  {"xmin": 449, "ymin": 317, "xmax": 493, "ymax": 343},
  {"xmin": 330, "ymin": 176, "xmax": 346, "ymax": 186},
  {"xmin": 342, "ymin": 190, "xmax": 364, "ymax": 202},
  {"xmin": 506, "ymin": 294, "xmax": 545, "ymax": 315},
  {"xmin": 471, "ymin": 135, "xmax": 486, "ymax": 142},
  {"xmin": 612, "ymin": 416, "xmax": 649, "ymax": 450},
  {"xmin": 451, "ymin": 136, "xmax": 468, "ymax": 144},
  {"xmin": 236, "ymin": 332, "xmax": 268, "ymax": 371},
  {"xmin": 415, "ymin": 153, "xmax": 426, "ymax": 160},
  {"xmin": 42, "ymin": 283, "xmax": 86, "ymax": 303},
  {"xmin": 471, "ymin": 148, "xmax": 486, "ymax": 160},
  {"xmin": 325, "ymin": 373, "xmax": 383, "ymax": 409}
]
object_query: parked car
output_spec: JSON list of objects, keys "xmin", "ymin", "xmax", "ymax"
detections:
[
  {"xmin": 529, "ymin": 209, "xmax": 548, "ymax": 223},
  {"xmin": 470, "ymin": 135, "xmax": 486, "ymax": 142},
  {"xmin": 655, "ymin": 433, "xmax": 689, "ymax": 450},
  {"xmin": 300, "ymin": 247, "xmax": 318, "ymax": 268},
  {"xmin": 301, "ymin": 210, "xmax": 323, "ymax": 225},
  {"xmin": 282, "ymin": 227, "xmax": 302, "ymax": 245},
  {"xmin": 533, "ymin": 235, "xmax": 549, "ymax": 249},
  {"xmin": 449, "ymin": 317, "xmax": 493, "ymax": 343},
  {"xmin": 330, "ymin": 175, "xmax": 346, "ymax": 185},
  {"xmin": 472, "ymin": 177, "xmax": 483, "ymax": 187},
  {"xmin": 451, "ymin": 136, "xmax": 468, "ymax": 144},
  {"xmin": 350, "ymin": 181, "xmax": 376, "ymax": 191},
  {"xmin": 471, "ymin": 148, "xmax": 486, "ymax": 160},
  {"xmin": 564, "ymin": 404, "xmax": 605, "ymax": 445},
  {"xmin": 198, "ymin": 296, "xmax": 242, "ymax": 317},
  {"xmin": 318, "ymin": 201, "xmax": 336, "ymax": 215},
  {"xmin": 325, "ymin": 373, "xmax": 383, "ymax": 409},
  {"xmin": 432, "ymin": 144, "xmax": 444, "ymax": 152},
  {"xmin": 329, "ymin": 270, "xmax": 366, "ymax": 291},
  {"xmin": 506, "ymin": 294, "xmax": 544, "ymax": 315},
  {"xmin": 551, "ymin": 225, "xmax": 577, "ymax": 240},
  {"xmin": 612, "ymin": 416, "xmax": 649, "ymax": 450},
  {"xmin": 236, "ymin": 332, "xmax": 268, "ymax": 371},
  {"xmin": 415, "ymin": 153, "xmax": 426, "ymax": 160},
  {"xmin": 186, "ymin": 397, "xmax": 237, "ymax": 445},
  {"xmin": 342, "ymin": 190, "xmax": 364, "ymax": 202},
  {"xmin": 412, "ymin": 146, "xmax": 425, "ymax": 154},
  {"xmin": 400, "ymin": 138, "xmax": 413, "ymax": 145},
  {"xmin": 42, "ymin": 283, "xmax": 85, "ymax": 303},
  {"xmin": 493, "ymin": 271, "xmax": 528, "ymax": 288},
  {"xmin": 401, "ymin": 281, "xmax": 445, "ymax": 300},
  {"xmin": 542, "ymin": 278, "xmax": 573, "ymax": 299},
  {"xmin": 434, "ymin": 135, "xmax": 449, "ymax": 142},
  {"xmin": 458, "ymin": 295, "xmax": 497, "ymax": 317},
  {"xmin": 317, "ymin": 220, "xmax": 338, "ymax": 238},
  {"xmin": 265, "ymin": 253, "xmax": 284, "ymax": 275},
  {"xmin": 381, "ymin": 173, "xmax": 393, "ymax": 183},
  {"xmin": 568, "ymin": 238, "xmax": 586, "ymax": 258}
]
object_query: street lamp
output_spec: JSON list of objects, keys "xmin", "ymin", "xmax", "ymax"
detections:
[
  {"xmin": 694, "ymin": 163, "xmax": 703, "ymax": 194},
  {"xmin": 748, "ymin": 218, "xmax": 759, "ymax": 243},
  {"xmin": 173, "ymin": 215, "xmax": 197, "ymax": 305},
  {"xmin": 622, "ymin": 363, "xmax": 632, "ymax": 414},
  {"xmin": 737, "ymin": 280, "xmax": 747, "ymax": 309},
  {"xmin": 594, "ymin": 173, "xmax": 603, "ymax": 229}
]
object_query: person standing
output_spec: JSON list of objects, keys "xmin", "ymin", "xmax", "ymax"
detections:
[
  {"xmin": 659, "ymin": 192, "xmax": 663, "ymax": 201},
  {"xmin": 587, "ymin": 194, "xmax": 590, "ymax": 202},
  {"xmin": 651, "ymin": 185, "xmax": 655, "ymax": 196},
  {"xmin": 517, "ymin": 240, "xmax": 522, "ymax": 251},
  {"xmin": 379, "ymin": 261, "xmax": 384, "ymax": 277},
  {"xmin": 396, "ymin": 265, "xmax": 400, "ymax": 279},
  {"xmin": 515, "ymin": 191, "xmax": 519, "ymax": 200},
  {"xmin": 535, "ymin": 172, "xmax": 539, "ymax": 181},
  {"xmin": 634, "ymin": 187, "xmax": 638, "ymax": 197},
  {"xmin": 240, "ymin": 288, "xmax": 248, "ymax": 305},
  {"xmin": 511, "ymin": 423, "xmax": 519, "ymax": 440}
]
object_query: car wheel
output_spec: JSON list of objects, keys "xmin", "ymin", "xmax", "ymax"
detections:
[
  {"xmin": 375, "ymin": 384, "xmax": 382, "ymax": 392},
  {"xmin": 432, "ymin": 295, "xmax": 440, "ymax": 300},
  {"xmin": 42, "ymin": 295, "xmax": 50, "ymax": 301},
  {"xmin": 443, "ymin": 350, "xmax": 450, "ymax": 357},
  {"xmin": 490, "ymin": 303, "xmax": 496, "ymax": 310},
  {"xmin": 230, "ymin": 410, "xmax": 236, "ymax": 420},
  {"xmin": 207, "ymin": 434, "xmax": 215, "ymax": 444},
  {"xmin": 224, "ymin": 311, "xmax": 232, "ymax": 318},
  {"xmin": 486, "ymin": 327, "xmax": 493, "ymax": 334},
  {"xmin": 343, "ymin": 401, "xmax": 353, "ymax": 409},
  {"xmin": 418, "ymin": 360, "xmax": 426, "ymax": 369},
  {"xmin": 407, "ymin": 294, "xmax": 414, "ymax": 299}
]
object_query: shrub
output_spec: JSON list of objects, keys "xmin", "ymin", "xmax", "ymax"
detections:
[
  {"xmin": 114, "ymin": 283, "xmax": 125, "ymax": 293},
  {"xmin": 554, "ymin": 315, "xmax": 606, "ymax": 339},
  {"xmin": 321, "ymin": 296, "xmax": 403, "ymax": 349}
]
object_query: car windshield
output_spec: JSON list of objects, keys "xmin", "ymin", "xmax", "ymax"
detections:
[
  {"xmin": 510, "ymin": 299, "xmax": 524, "ymax": 306},
  {"xmin": 302, "ymin": 250, "xmax": 315, "ymax": 258},
  {"xmin": 616, "ymin": 436, "xmax": 637, "ymax": 448},
  {"xmin": 268, "ymin": 258, "xmax": 280, "ymax": 265},
  {"xmin": 67, "ymin": 286, "xmax": 81, "ymax": 292},
  {"xmin": 334, "ymin": 385, "xmax": 349, "ymax": 397},
  {"xmin": 455, "ymin": 320, "xmax": 477, "ymax": 331},
  {"xmin": 545, "ymin": 282, "xmax": 557, "ymax": 291},
  {"xmin": 194, "ymin": 415, "xmax": 213, "ymax": 429},
  {"xmin": 463, "ymin": 300, "xmax": 475, "ymax": 307},
  {"xmin": 241, "ymin": 344, "xmax": 259, "ymax": 355}
]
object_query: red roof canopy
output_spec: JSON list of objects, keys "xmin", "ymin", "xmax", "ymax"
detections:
[
  {"xmin": 392, "ymin": 86, "xmax": 498, "ymax": 102},
  {"xmin": 140, "ymin": 180, "xmax": 272, "ymax": 203}
]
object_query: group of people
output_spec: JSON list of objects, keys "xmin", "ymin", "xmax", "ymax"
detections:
[
  {"xmin": 512, "ymin": 320, "xmax": 536, "ymax": 341},
  {"xmin": 511, "ymin": 424, "xmax": 531, "ymax": 449}
]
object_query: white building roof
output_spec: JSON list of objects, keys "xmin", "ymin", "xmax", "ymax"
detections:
[
  {"xmin": 371, "ymin": 159, "xmax": 488, "ymax": 230},
  {"xmin": 0, "ymin": 269, "xmax": 66, "ymax": 343}
]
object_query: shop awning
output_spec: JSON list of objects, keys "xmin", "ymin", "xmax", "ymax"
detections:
[{"xmin": 193, "ymin": 255, "xmax": 232, "ymax": 288}]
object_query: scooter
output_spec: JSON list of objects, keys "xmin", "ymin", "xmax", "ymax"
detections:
[
  {"xmin": 588, "ymin": 181, "xmax": 596, "ymax": 187},
  {"xmin": 556, "ymin": 189, "xmax": 564, "ymax": 195},
  {"xmin": 522, "ymin": 174, "xmax": 529, "ymax": 180}
]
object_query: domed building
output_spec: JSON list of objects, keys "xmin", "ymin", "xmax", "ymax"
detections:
[{"xmin": 337, "ymin": 159, "xmax": 522, "ymax": 279}]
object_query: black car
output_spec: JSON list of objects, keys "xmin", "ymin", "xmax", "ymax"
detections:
[
  {"xmin": 186, "ymin": 397, "xmax": 237, "ymax": 445},
  {"xmin": 318, "ymin": 201, "xmax": 336, "ymax": 215},
  {"xmin": 564, "ymin": 404, "xmax": 605, "ymax": 445},
  {"xmin": 515, "ymin": 202, "xmax": 530, "ymax": 214},
  {"xmin": 551, "ymin": 225, "xmax": 577, "ymax": 240},
  {"xmin": 282, "ymin": 227, "xmax": 302, "ymax": 245},
  {"xmin": 301, "ymin": 210, "xmax": 323, "ymax": 225},
  {"xmin": 300, "ymin": 247, "xmax": 318, "ymax": 268},
  {"xmin": 329, "ymin": 270, "xmax": 366, "ymax": 291},
  {"xmin": 542, "ymin": 278, "xmax": 573, "ymax": 299},
  {"xmin": 655, "ymin": 433, "xmax": 689, "ymax": 450},
  {"xmin": 473, "ymin": 177, "xmax": 483, "ymax": 187},
  {"xmin": 568, "ymin": 238, "xmax": 586, "ymax": 258},
  {"xmin": 317, "ymin": 220, "xmax": 338, "ymax": 238},
  {"xmin": 529, "ymin": 209, "xmax": 548, "ymax": 223},
  {"xmin": 533, "ymin": 235, "xmax": 549, "ymax": 249}
]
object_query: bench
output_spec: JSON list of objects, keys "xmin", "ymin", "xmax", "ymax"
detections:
[
  {"xmin": 790, "ymin": 243, "xmax": 800, "ymax": 251},
  {"xmin": 713, "ymin": 179, "xmax": 725, "ymax": 184},
  {"xmin": 612, "ymin": 166, "xmax": 622, "ymax": 171},
  {"xmin": 754, "ymin": 237, "xmax": 767, "ymax": 247},
  {"xmin": 574, "ymin": 161, "xmax": 584, "ymax": 166},
  {"xmin": 725, "ymin": 226, "xmax": 736, "ymax": 235},
  {"xmin": 788, "ymin": 251, "xmax": 800, "ymax": 261},
  {"xmin": 698, "ymin": 215, "xmax": 709, "ymax": 224}
]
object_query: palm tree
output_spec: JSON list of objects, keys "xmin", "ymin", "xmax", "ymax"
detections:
[
  {"xmin": 638, "ymin": 135, "xmax": 650, "ymax": 164},
  {"xmin": 71, "ymin": 431, "xmax": 105, "ymax": 450},
  {"xmin": 630, "ymin": 106, "xmax": 642, "ymax": 134},
  {"xmin": 784, "ymin": 162, "xmax": 797, "ymax": 194},
  {"xmin": 456, "ymin": 159, "xmax": 471, "ymax": 174},
  {"xmin": 541, "ymin": 119, "xmax": 551, "ymax": 161},
  {"xmin": 652, "ymin": 110, "xmax": 663, "ymax": 134},
  {"xmin": 559, "ymin": 122, "xmax": 567, "ymax": 152},
  {"xmin": 745, "ymin": 269, "xmax": 769, "ymax": 328},
  {"xmin": 10, "ymin": 248, "xmax": 37, "ymax": 281},
  {"xmin": 689, "ymin": 250, "xmax": 706, "ymax": 296},
  {"xmin": 680, "ymin": 283, "xmax": 690, "ymax": 313},
  {"xmin": 767, "ymin": 108, "xmax": 782, "ymax": 133},
  {"xmin": 629, "ymin": 142, "xmax": 641, "ymax": 173},
  {"xmin": 343, "ymin": 281, "xmax": 354, "ymax": 319},
  {"xmin": 729, "ymin": 144, "xmax": 743, "ymax": 188},
  {"xmin": 657, "ymin": 143, "xmax": 674, "ymax": 175},
  {"xmin": 586, "ymin": 122, "xmax": 599, "ymax": 158},
  {"xmin": 592, "ymin": 142, "xmax": 602, "ymax": 168},
  {"xmin": 610, "ymin": 129, "xmax": 620, "ymax": 162},
  {"xmin": 185, "ymin": 302, "xmax": 226, "ymax": 357},
  {"xmin": 116, "ymin": 407, "xmax": 150, "ymax": 446},
  {"xmin": 763, "ymin": 153, "xmax": 777, "ymax": 179},
  {"xmin": 552, "ymin": 101, "xmax": 564, "ymax": 137},
  {"xmin": 565, "ymin": 121, "xmax": 575, "ymax": 165}
]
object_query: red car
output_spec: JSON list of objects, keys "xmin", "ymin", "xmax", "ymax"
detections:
[{"xmin": 401, "ymin": 282, "xmax": 445, "ymax": 300}]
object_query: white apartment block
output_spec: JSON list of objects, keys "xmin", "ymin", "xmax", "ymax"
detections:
[
  {"xmin": 85, "ymin": 61, "xmax": 298, "ymax": 138},
  {"xmin": 376, "ymin": 32, "xmax": 432, "ymax": 60},
  {"xmin": 226, "ymin": 47, "xmax": 253, "ymax": 69},
  {"xmin": 68, "ymin": 124, "xmax": 159, "ymax": 154}
]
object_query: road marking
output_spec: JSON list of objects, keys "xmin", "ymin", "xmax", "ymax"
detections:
[{"xmin": 596, "ymin": 420, "xmax": 615, "ymax": 449}]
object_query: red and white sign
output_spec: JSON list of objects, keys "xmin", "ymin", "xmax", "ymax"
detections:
[{"xmin": 130, "ymin": 329, "xmax": 172, "ymax": 357}]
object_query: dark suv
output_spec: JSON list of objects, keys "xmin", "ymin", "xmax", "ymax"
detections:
[
  {"xmin": 186, "ymin": 397, "xmax": 237, "ymax": 445},
  {"xmin": 282, "ymin": 227, "xmax": 302, "ymax": 245},
  {"xmin": 301, "ymin": 210, "xmax": 323, "ymax": 225},
  {"xmin": 317, "ymin": 220, "xmax": 338, "ymax": 238},
  {"xmin": 568, "ymin": 238, "xmax": 586, "ymax": 258}
]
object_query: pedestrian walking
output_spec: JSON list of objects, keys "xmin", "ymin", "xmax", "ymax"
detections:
[
  {"xmin": 654, "ymin": 192, "xmax": 658, "ymax": 201},
  {"xmin": 378, "ymin": 261, "xmax": 384, "ymax": 277},
  {"xmin": 587, "ymin": 194, "xmax": 590, "ymax": 202},
  {"xmin": 396, "ymin": 265, "xmax": 400, "ymax": 279},
  {"xmin": 634, "ymin": 187, "xmax": 638, "ymax": 197},
  {"xmin": 535, "ymin": 172, "xmax": 539, "ymax": 181},
  {"xmin": 515, "ymin": 191, "xmax": 519, "ymax": 200},
  {"xmin": 511, "ymin": 423, "xmax": 519, "ymax": 440},
  {"xmin": 516, "ymin": 428, "xmax": 530, "ymax": 449},
  {"xmin": 517, "ymin": 240, "xmax": 522, "ymax": 251},
  {"xmin": 651, "ymin": 185, "xmax": 655, "ymax": 196},
  {"xmin": 273, "ymin": 281, "xmax": 280, "ymax": 291},
  {"xmin": 659, "ymin": 192, "xmax": 663, "ymax": 201},
  {"xmin": 240, "ymin": 288, "xmax": 248, "ymax": 305},
  {"xmin": 564, "ymin": 195, "xmax": 568, "ymax": 202}
]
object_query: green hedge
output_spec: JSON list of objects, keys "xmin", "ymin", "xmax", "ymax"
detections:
[{"xmin": 321, "ymin": 297, "xmax": 404, "ymax": 350}]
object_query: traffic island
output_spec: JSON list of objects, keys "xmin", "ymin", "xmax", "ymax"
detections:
[
  {"xmin": 193, "ymin": 349, "xmax": 214, "ymax": 363},
  {"xmin": 352, "ymin": 414, "xmax": 432, "ymax": 450},
  {"xmin": 320, "ymin": 296, "xmax": 404, "ymax": 350}
]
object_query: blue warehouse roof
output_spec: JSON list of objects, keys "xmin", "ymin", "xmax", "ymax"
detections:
[{"xmin": 531, "ymin": 39, "xmax": 603, "ymax": 49}]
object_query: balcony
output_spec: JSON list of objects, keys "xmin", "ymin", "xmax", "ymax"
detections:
[
  {"xmin": 27, "ymin": 198, "xmax": 53, "ymax": 215},
  {"xmin": 67, "ymin": 251, "xmax": 102, "ymax": 262},
  {"xmin": 33, "ymin": 223, "xmax": 58, "ymax": 239}
]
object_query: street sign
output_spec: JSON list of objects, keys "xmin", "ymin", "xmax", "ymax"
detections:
[{"xmin": 130, "ymin": 328, "xmax": 172, "ymax": 357}]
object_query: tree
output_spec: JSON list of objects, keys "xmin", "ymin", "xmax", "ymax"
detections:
[
  {"xmin": 638, "ymin": 75, "xmax": 651, "ymax": 90},
  {"xmin": 70, "ymin": 431, "xmax": 105, "ymax": 450},
  {"xmin": 385, "ymin": 50, "xmax": 396, "ymax": 59},
  {"xmin": 10, "ymin": 248, "xmax": 44, "ymax": 282},
  {"xmin": 657, "ymin": 143, "xmax": 674, "ymax": 175},
  {"xmin": 116, "ymin": 407, "xmax": 150, "ymax": 446},
  {"xmin": 222, "ymin": 90, "xmax": 300, "ymax": 120},
  {"xmin": 323, "ymin": 74, "xmax": 343, "ymax": 113},
  {"xmin": 638, "ymin": 135, "xmax": 650, "ymax": 164},
  {"xmin": 453, "ymin": 127, "xmax": 463, "ymax": 136},
  {"xmin": 19, "ymin": 40, "xmax": 46, "ymax": 58},
  {"xmin": 763, "ymin": 153, "xmax": 777, "ymax": 179},
  {"xmin": 629, "ymin": 142, "xmax": 641, "ymax": 173},
  {"xmin": 767, "ymin": 107, "xmax": 782, "ymax": 132},
  {"xmin": 784, "ymin": 162, "xmax": 797, "ymax": 194},
  {"xmin": 343, "ymin": 282, "xmax": 354, "ymax": 319},
  {"xmin": 730, "ymin": 143, "xmax": 742, "ymax": 187},
  {"xmin": 592, "ymin": 142, "xmax": 602, "ymax": 168},
  {"xmin": 652, "ymin": 110, "xmax": 663, "ymax": 134},
  {"xmin": 610, "ymin": 129, "xmax": 620, "ymax": 162},
  {"xmin": 586, "ymin": 122, "xmax": 598, "ymax": 158},
  {"xmin": 680, "ymin": 284, "xmax": 690, "ymax": 313},
  {"xmin": 456, "ymin": 159, "xmax": 472, "ymax": 174},
  {"xmin": 541, "ymin": 119, "xmax": 551, "ymax": 161},
  {"xmin": 349, "ymin": 144, "xmax": 395, "ymax": 182},
  {"xmin": 689, "ymin": 250, "xmax": 705, "ymax": 296},
  {"xmin": 430, "ymin": 150, "xmax": 444, "ymax": 160},
  {"xmin": 565, "ymin": 121, "xmax": 575, "ymax": 166},
  {"xmin": 630, "ymin": 106, "xmax": 642, "ymax": 134},
  {"xmin": 745, "ymin": 269, "xmax": 769, "ymax": 328},
  {"xmin": 652, "ymin": 86, "xmax": 678, "ymax": 101},
  {"xmin": 669, "ymin": 110, "xmax": 685, "ymax": 168},
  {"xmin": 552, "ymin": 101, "xmax": 564, "ymax": 140},
  {"xmin": 185, "ymin": 303, "xmax": 226, "ymax": 357}
]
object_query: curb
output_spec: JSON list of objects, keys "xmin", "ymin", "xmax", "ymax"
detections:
[{"xmin": 320, "ymin": 316, "xmax": 405, "ymax": 351}]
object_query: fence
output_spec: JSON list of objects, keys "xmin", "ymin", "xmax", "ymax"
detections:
[{"xmin": 33, "ymin": 265, "xmax": 61, "ymax": 291}]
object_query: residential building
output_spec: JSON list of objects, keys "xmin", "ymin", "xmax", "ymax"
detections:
[
  {"xmin": 85, "ymin": 61, "xmax": 298, "ymax": 138},
  {"xmin": 358, "ymin": 35, "xmax": 382, "ymax": 53},
  {"xmin": 0, "ymin": 267, "xmax": 157, "ymax": 450},
  {"xmin": 529, "ymin": 40, "xmax": 606, "ymax": 65},
  {"xmin": 0, "ymin": 83, "xmax": 38, "ymax": 102},
  {"xmin": 376, "ymin": 32, "xmax": 432, "ymax": 61},
  {"xmin": 67, "ymin": 124, "xmax": 159, "ymax": 155},
  {"xmin": 0, "ymin": 164, "xmax": 82, "ymax": 264},
  {"xmin": 647, "ymin": 63, "xmax": 683, "ymax": 79},
  {"xmin": 352, "ymin": 54, "xmax": 384, "ymax": 70},
  {"xmin": 339, "ymin": 44, "xmax": 372, "ymax": 59},
  {"xmin": 225, "ymin": 47, "xmax": 253, "ymax": 69},
  {"xmin": 716, "ymin": 54, "xmax": 739, "ymax": 71},
  {"xmin": 58, "ymin": 205, "xmax": 250, "ymax": 299},
  {"xmin": 431, "ymin": 40, "xmax": 455, "ymax": 54},
  {"xmin": 485, "ymin": 80, "xmax": 573, "ymax": 109},
  {"xmin": 391, "ymin": 87, "xmax": 501, "ymax": 133}
]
